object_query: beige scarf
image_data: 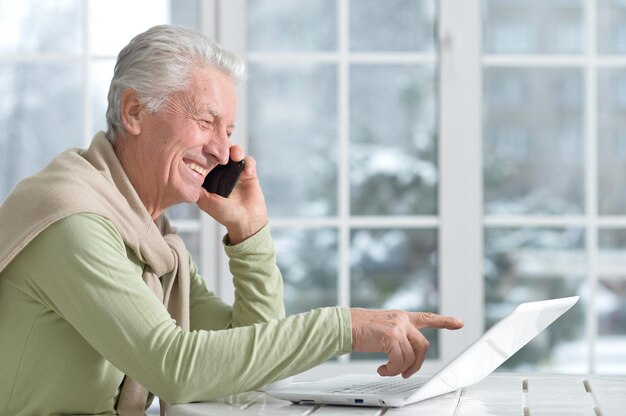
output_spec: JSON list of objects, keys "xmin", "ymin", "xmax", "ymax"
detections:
[{"xmin": 0, "ymin": 132, "xmax": 189, "ymax": 415}]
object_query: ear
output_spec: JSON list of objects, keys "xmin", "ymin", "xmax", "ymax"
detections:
[{"xmin": 120, "ymin": 89, "xmax": 143, "ymax": 136}]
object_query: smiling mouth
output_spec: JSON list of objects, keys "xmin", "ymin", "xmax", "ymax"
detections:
[{"xmin": 184, "ymin": 160, "xmax": 209, "ymax": 177}]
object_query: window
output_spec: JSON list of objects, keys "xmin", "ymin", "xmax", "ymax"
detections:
[
  {"xmin": 0, "ymin": 0, "xmax": 204, "ymax": 263},
  {"xmin": 482, "ymin": 0, "xmax": 626, "ymax": 373},
  {"xmin": 226, "ymin": 0, "xmax": 444, "ymax": 370},
  {"xmin": 4, "ymin": 0, "xmax": 626, "ymax": 377},
  {"xmin": 216, "ymin": 0, "xmax": 626, "ymax": 376},
  {"xmin": 217, "ymin": 0, "xmax": 480, "ymax": 376}
]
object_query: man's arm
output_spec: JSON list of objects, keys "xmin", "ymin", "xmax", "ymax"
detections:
[
  {"xmin": 224, "ymin": 224, "xmax": 285, "ymax": 325},
  {"xmin": 195, "ymin": 150, "xmax": 284, "ymax": 327},
  {"xmin": 22, "ymin": 214, "xmax": 350, "ymax": 403},
  {"xmin": 186, "ymin": 224, "xmax": 284, "ymax": 331},
  {"xmin": 187, "ymin": 261, "xmax": 234, "ymax": 331},
  {"xmin": 195, "ymin": 149, "xmax": 465, "ymax": 377}
]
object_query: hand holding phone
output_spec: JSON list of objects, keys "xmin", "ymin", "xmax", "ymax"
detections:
[{"xmin": 202, "ymin": 158, "xmax": 245, "ymax": 198}]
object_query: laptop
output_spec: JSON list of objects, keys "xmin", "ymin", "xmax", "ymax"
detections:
[{"xmin": 267, "ymin": 296, "xmax": 579, "ymax": 407}]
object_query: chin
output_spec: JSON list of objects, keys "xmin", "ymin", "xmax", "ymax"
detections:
[
  {"xmin": 176, "ymin": 187, "xmax": 202, "ymax": 204},
  {"xmin": 190, "ymin": 188, "xmax": 203, "ymax": 202}
]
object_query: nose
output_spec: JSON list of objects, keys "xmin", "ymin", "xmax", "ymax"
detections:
[
  {"xmin": 205, "ymin": 128, "xmax": 230, "ymax": 165},
  {"xmin": 215, "ymin": 144, "xmax": 229, "ymax": 165}
]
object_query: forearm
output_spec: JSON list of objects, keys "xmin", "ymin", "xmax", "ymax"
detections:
[
  {"xmin": 144, "ymin": 307, "xmax": 351, "ymax": 403},
  {"xmin": 24, "ymin": 214, "xmax": 330, "ymax": 405},
  {"xmin": 224, "ymin": 224, "xmax": 285, "ymax": 326}
]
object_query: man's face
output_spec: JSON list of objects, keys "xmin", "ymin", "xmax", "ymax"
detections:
[{"xmin": 136, "ymin": 66, "xmax": 237, "ymax": 207}]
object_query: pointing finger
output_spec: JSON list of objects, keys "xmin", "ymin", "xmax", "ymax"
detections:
[{"xmin": 410, "ymin": 312, "xmax": 464, "ymax": 330}]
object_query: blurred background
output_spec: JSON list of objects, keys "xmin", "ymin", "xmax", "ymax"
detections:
[{"xmin": 2, "ymin": 0, "xmax": 626, "ymax": 377}]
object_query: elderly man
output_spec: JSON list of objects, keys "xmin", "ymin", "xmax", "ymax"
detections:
[{"xmin": 0, "ymin": 25, "xmax": 463, "ymax": 415}]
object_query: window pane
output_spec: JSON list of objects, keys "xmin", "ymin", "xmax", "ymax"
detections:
[
  {"xmin": 482, "ymin": 0, "xmax": 584, "ymax": 54},
  {"xmin": 596, "ymin": 278, "xmax": 626, "ymax": 373},
  {"xmin": 597, "ymin": 229, "xmax": 626, "ymax": 373},
  {"xmin": 484, "ymin": 227, "xmax": 586, "ymax": 372},
  {"xmin": 169, "ymin": 0, "xmax": 198, "ymax": 28},
  {"xmin": 599, "ymin": 229, "xmax": 626, "ymax": 275},
  {"xmin": 166, "ymin": 204, "xmax": 200, "ymax": 221},
  {"xmin": 248, "ymin": 63, "xmax": 338, "ymax": 217},
  {"xmin": 0, "ymin": 0, "xmax": 81, "ymax": 53},
  {"xmin": 89, "ymin": 0, "xmax": 170, "ymax": 56},
  {"xmin": 598, "ymin": 68, "xmax": 626, "ymax": 215},
  {"xmin": 350, "ymin": 64, "xmax": 437, "ymax": 216},
  {"xmin": 350, "ymin": 228, "xmax": 439, "ymax": 359},
  {"xmin": 91, "ymin": 60, "xmax": 114, "ymax": 134},
  {"xmin": 178, "ymin": 230, "xmax": 200, "ymax": 270},
  {"xmin": 0, "ymin": 63, "xmax": 82, "ymax": 200},
  {"xmin": 349, "ymin": 0, "xmax": 436, "ymax": 52},
  {"xmin": 247, "ymin": 0, "xmax": 337, "ymax": 52},
  {"xmin": 483, "ymin": 68, "xmax": 584, "ymax": 215},
  {"xmin": 273, "ymin": 228, "xmax": 338, "ymax": 315},
  {"xmin": 598, "ymin": 0, "xmax": 626, "ymax": 54}
]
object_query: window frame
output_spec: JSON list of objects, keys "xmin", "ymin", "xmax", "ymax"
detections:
[
  {"xmin": 207, "ymin": 0, "xmax": 483, "ymax": 378},
  {"xmin": 174, "ymin": 0, "xmax": 626, "ymax": 376},
  {"xmin": 4, "ymin": 0, "xmax": 622, "ymax": 377}
]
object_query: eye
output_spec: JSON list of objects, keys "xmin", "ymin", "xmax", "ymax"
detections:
[{"xmin": 198, "ymin": 118, "xmax": 213, "ymax": 128}]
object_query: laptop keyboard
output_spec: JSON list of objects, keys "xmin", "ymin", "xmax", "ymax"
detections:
[{"xmin": 331, "ymin": 377, "xmax": 427, "ymax": 395}]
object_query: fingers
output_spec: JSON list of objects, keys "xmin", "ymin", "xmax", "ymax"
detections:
[
  {"xmin": 402, "ymin": 331, "xmax": 429, "ymax": 378},
  {"xmin": 241, "ymin": 155, "xmax": 256, "ymax": 177},
  {"xmin": 349, "ymin": 309, "xmax": 463, "ymax": 379},
  {"xmin": 228, "ymin": 144, "xmax": 245, "ymax": 162},
  {"xmin": 409, "ymin": 312, "xmax": 464, "ymax": 330},
  {"xmin": 226, "ymin": 145, "xmax": 257, "ymax": 178},
  {"xmin": 377, "ymin": 342, "xmax": 405, "ymax": 377},
  {"xmin": 378, "ymin": 332, "xmax": 428, "ymax": 378}
]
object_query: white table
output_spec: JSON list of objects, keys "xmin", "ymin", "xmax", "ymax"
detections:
[{"xmin": 165, "ymin": 374, "xmax": 626, "ymax": 416}]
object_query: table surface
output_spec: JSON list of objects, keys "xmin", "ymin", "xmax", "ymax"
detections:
[{"xmin": 165, "ymin": 373, "xmax": 626, "ymax": 416}]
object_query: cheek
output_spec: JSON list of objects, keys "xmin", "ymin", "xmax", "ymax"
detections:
[
  {"xmin": 142, "ymin": 139, "xmax": 180, "ymax": 178},
  {"xmin": 146, "ymin": 120, "xmax": 202, "ymax": 168}
]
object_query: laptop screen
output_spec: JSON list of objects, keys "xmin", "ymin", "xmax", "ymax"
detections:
[{"xmin": 412, "ymin": 296, "xmax": 579, "ymax": 401}]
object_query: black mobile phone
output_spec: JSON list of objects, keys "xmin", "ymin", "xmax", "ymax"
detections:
[{"xmin": 202, "ymin": 158, "xmax": 245, "ymax": 198}]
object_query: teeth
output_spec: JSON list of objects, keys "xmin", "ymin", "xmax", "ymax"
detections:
[{"xmin": 185, "ymin": 161, "xmax": 208, "ymax": 177}]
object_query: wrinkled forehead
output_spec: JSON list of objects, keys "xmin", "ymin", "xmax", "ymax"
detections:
[{"xmin": 169, "ymin": 67, "xmax": 237, "ymax": 121}]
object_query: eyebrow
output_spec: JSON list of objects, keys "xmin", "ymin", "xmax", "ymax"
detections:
[
  {"xmin": 202, "ymin": 106, "xmax": 236, "ymax": 129},
  {"xmin": 206, "ymin": 108, "xmax": 221, "ymax": 118}
]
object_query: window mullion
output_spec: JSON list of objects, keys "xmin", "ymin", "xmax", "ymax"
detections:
[
  {"xmin": 438, "ymin": 0, "xmax": 484, "ymax": 366},
  {"xmin": 585, "ymin": 0, "xmax": 599, "ymax": 374},
  {"xmin": 198, "ymin": 0, "xmax": 218, "ymax": 39},
  {"xmin": 82, "ymin": 0, "xmax": 91, "ymax": 147},
  {"xmin": 209, "ymin": 0, "xmax": 248, "ymax": 302},
  {"xmin": 337, "ymin": 0, "xmax": 350, "ymax": 364}
]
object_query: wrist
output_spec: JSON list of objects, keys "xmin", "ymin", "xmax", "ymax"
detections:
[
  {"xmin": 349, "ymin": 308, "xmax": 364, "ymax": 350},
  {"xmin": 226, "ymin": 219, "xmax": 267, "ymax": 245}
]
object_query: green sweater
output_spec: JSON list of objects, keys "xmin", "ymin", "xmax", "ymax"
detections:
[{"xmin": 0, "ymin": 213, "xmax": 352, "ymax": 415}]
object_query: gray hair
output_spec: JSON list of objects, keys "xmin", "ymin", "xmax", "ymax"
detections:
[{"xmin": 105, "ymin": 24, "xmax": 246, "ymax": 142}]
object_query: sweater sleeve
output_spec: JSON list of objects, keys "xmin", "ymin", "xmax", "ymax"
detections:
[
  {"xmin": 20, "ymin": 214, "xmax": 352, "ymax": 404},
  {"xmin": 224, "ymin": 224, "xmax": 285, "ymax": 325},
  {"xmin": 187, "ymin": 260, "xmax": 233, "ymax": 331},
  {"xmin": 187, "ymin": 224, "xmax": 285, "ymax": 331}
]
